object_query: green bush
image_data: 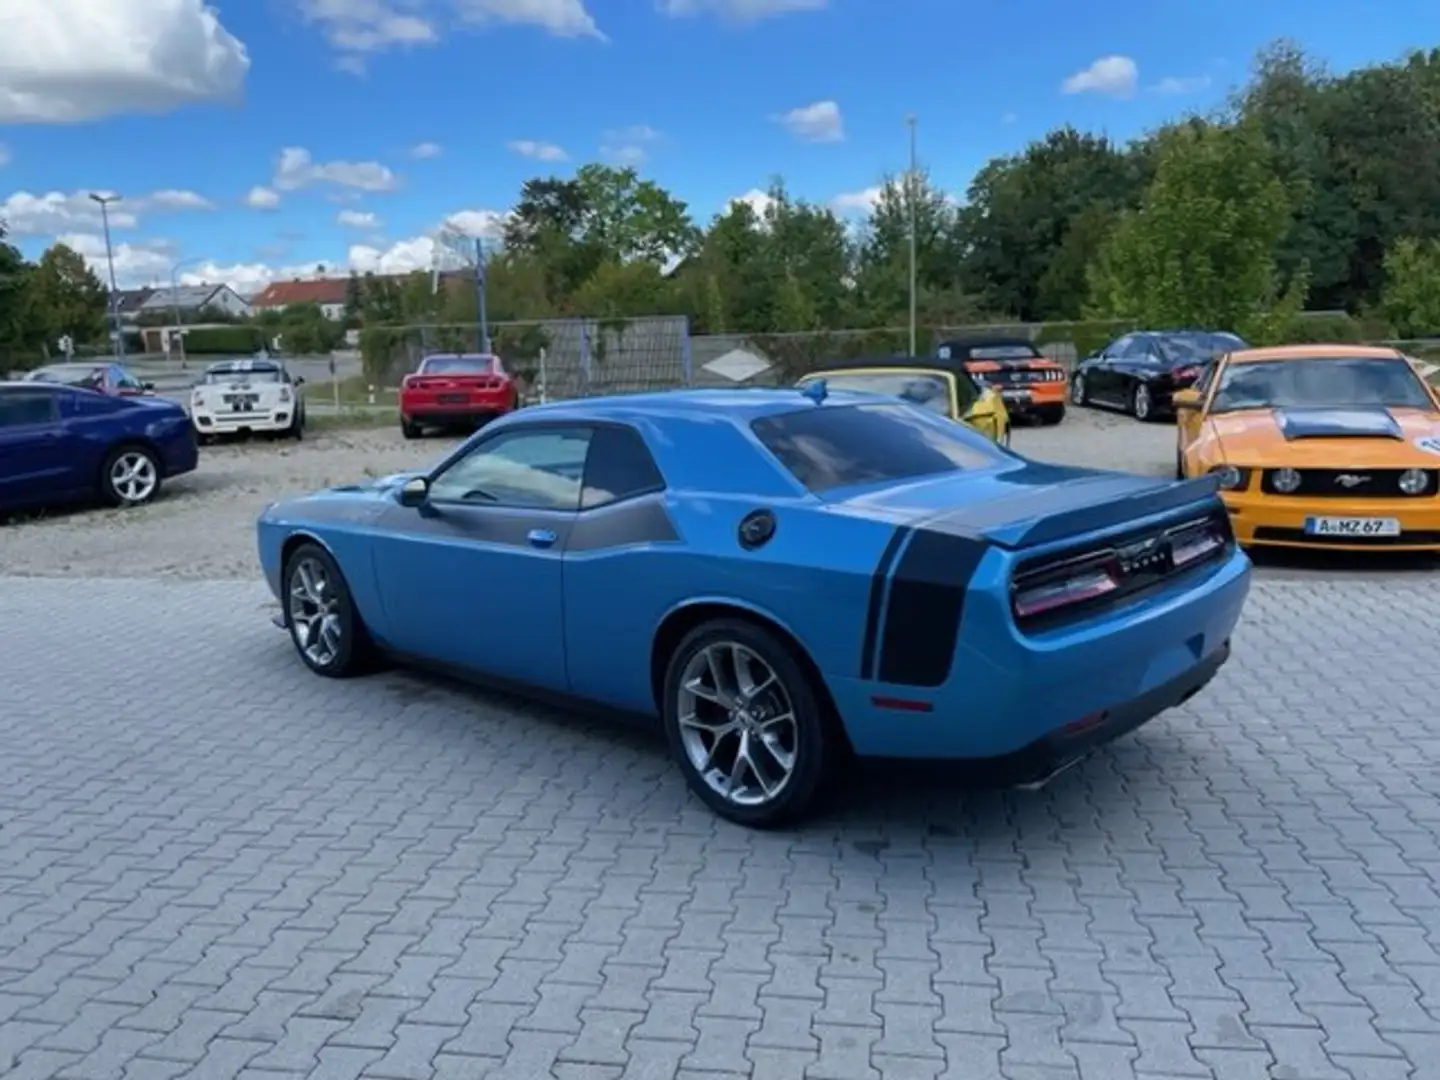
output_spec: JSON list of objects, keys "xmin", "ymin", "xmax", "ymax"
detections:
[
  {"xmin": 180, "ymin": 325, "xmax": 264, "ymax": 354},
  {"xmin": 1033, "ymin": 318, "xmax": 1140, "ymax": 358},
  {"xmin": 1277, "ymin": 312, "xmax": 1365, "ymax": 344}
]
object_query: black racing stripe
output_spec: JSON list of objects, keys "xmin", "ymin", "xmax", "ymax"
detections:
[
  {"xmin": 876, "ymin": 530, "xmax": 989, "ymax": 688},
  {"xmin": 859, "ymin": 526, "xmax": 911, "ymax": 680}
]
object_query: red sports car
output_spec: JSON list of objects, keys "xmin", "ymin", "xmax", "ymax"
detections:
[{"xmin": 399, "ymin": 353, "xmax": 519, "ymax": 438}]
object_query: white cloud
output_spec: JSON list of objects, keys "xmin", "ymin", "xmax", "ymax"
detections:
[
  {"xmin": 728, "ymin": 189, "xmax": 774, "ymax": 216},
  {"xmin": 297, "ymin": 0, "xmax": 438, "ymax": 72},
  {"xmin": 299, "ymin": 0, "xmax": 604, "ymax": 69},
  {"xmin": 245, "ymin": 186, "xmax": 281, "ymax": 210},
  {"xmin": 58, "ymin": 232, "xmax": 175, "ymax": 287},
  {"xmin": 0, "ymin": 0, "xmax": 249, "ymax": 124},
  {"xmin": 1, "ymin": 189, "xmax": 211, "ymax": 236},
  {"xmin": 656, "ymin": 0, "xmax": 826, "ymax": 20},
  {"xmin": 1151, "ymin": 74, "xmax": 1212, "ymax": 95},
  {"xmin": 507, "ymin": 139, "xmax": 568, "ymax": 162},
  {"xmin": 1061, "ymin": 55, "xmax": 1139, "ymax": 98},
  {"xmin": 411, "ymin": 141, "xmax": 443, "ymax": 158},
  {"xmin": 273, "ymin": 147, "xmax": 399, "ymax": 193},
  {"xmin": 454, "ymin": 0, "xmax": 604, "ymax": 40},
  {"xmin": 774, "ymin": 100, "xmax": 844, "ymax": 142},
  {"xmin": 337, "ymin": 209, "xmax": 381, "ymax": 229},
  {"xmin": 832, "ymin": 186, "xmax": 881, "ymax": 214},
  {"xmin": 443, "ymin": 209, "xmax": 509, "ymax": 241},
  {"xmin": 600, "ymin": 124, "xmax": 662, "ymax": 166}
]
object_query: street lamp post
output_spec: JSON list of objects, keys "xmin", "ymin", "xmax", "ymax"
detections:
[
  {"xmin": 905, "ymin": 115, "xmax": 918, "ymax": 358},
  {"xmin": 169, "ymin": 256, "xmax": 204, "ymax": 369},
  {"xmin": 89, "ymin": 193, "xmax": 125, "ymax": 361}
]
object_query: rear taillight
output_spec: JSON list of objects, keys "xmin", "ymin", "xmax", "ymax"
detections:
[
  {"xmin": 1169, "ymin": 517, "xmax": 1229, "ymax": 567},
  {"xmin": 1012, "ymin": 554, "xmax": 1122, "ymax": 620}
]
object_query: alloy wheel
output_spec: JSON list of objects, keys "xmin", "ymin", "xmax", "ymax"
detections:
[
  {"xmin": 110, "ymin": 451, "xmax": 158, "ymax": 504},
  {"xmin": 288, "ymin": 557, "xmax": 344, "ymax": 667},
  {"xmin": 1133, "ymin": 383, "xmax": 1152, "ymax": 420},
  {"xmin": 676, "ymin": 641, "xmax": 798, "ymax": 808}
]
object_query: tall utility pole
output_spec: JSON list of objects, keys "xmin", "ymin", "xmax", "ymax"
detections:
[
  {"xmin": 169, "ymin": 256, "xmax": 203, "ymax": 368},
  {"xmin": 905, "ymin": 115, "xmax": 918, "ymax": 357},
  {"xmin": 89, "ymin": 193, "xmax": 125, "ymax": 360},
  {"xmin": 475, "ymin": 237, "xmax": 490, "ymax": 353}
]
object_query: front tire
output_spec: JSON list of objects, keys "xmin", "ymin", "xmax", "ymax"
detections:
[
  {"xmin": 289, "ymin": 408, "xmax": 305, "ymax": 440},
  {"xmin": 282, "ymin": 542, "xmax": 377, "ymax": 678},
  {"xmin": 100, "ymin": 445, "xmax": 161, "ymax": 507},
  {"xmin": 1070, "ymin": 374, "xmax": 1089, "ymax": 407},
  {"xmin": 662, "ymin": 619, "xmax": 832, "ymax": 828}
]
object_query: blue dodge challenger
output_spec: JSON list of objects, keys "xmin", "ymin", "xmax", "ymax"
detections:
[{"xmin": 256, "ymin": 385, "xmax": 1252, "ymax": 826}]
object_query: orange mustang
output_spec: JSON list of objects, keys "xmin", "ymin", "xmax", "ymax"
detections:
[{"xmin": 1175, "ymin": 344, "xmax": 1440, "ymax": 551}]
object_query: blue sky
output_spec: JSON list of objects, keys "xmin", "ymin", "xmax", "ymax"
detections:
[{"xmin": 2, "ymin": 0, "xmax": 1437, "ymax": 294}]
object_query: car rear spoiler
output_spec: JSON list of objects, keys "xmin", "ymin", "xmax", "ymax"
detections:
[{"xmin": 919, "ymin": 473, "xmax": 1224, "ymax": 551}]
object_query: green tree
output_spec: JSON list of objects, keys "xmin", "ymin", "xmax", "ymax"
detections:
[
  {"xmin": 0, "ymin": 222, "xmax": 38, "ymax": 362},
  {"xmin": 959, "ymin": 127, "xmax": 1148, "ymax": 319},
  {"xmin": 26, "ymin": 242, "xmax": 107, "ymax": 346},
  {"xmin": 1381, "ymin": 238, "xmax": 1440, "ymax": 337},
  {"xmin": 1086, "ymin": 119, "xmax": 1303, "ymax": 340}
]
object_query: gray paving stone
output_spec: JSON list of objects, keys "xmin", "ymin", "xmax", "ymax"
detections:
[{"xmin": 2, "ymin": 575, "xmax": 1440, "ymax": 1080}]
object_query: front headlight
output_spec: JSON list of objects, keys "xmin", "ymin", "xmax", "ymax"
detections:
[
  {"xmin": 1209, "ymin": 464, "xmax": 1249, "ymax": 491},
  {"xmin": 1399, "ymin": 468, "xmax": 1431, "ymax": 496},
  {"xmin": 1271, "ymin": 467, "xmax": 1303, "ymax": 494}
]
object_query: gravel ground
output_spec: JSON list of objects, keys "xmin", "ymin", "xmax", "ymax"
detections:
[{"xmin": 1, "ymin": 406, "xmax": 1432, "ymax": 580}]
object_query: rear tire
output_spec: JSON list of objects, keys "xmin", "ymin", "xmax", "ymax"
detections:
[
  {"xmin": 100, "ymin": 445, "xmax": 162, "ymax": 507},
  {"xmin": 1175, "ymin": 449, "xmax": 1186, "ymax": 480},
  {"xmin": 1039, "ymin": 404, "xmax": 1066, "ymax": 426},
  {"xmin": 662, "ymin": 618, "xmax": 832, "ymax": 828},
  {"xmin": 289, "ymin": 408, "xmax": 305, "ymax": 440},
  {"xmin": 282, "ymin": 542, "xmax": 379, "ymax": 678},
  {"xmin": 1131, "ymin": 382, "xmax": 1155, "ymax": 422},
  {"xmin": 401, "ymin": 417, "xmax": 421, "ymax": 439}
]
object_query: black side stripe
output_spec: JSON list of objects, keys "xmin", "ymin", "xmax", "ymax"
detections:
[
  {"xmin": 875, "ymin": 531, "xmax": 989, "ymax": 688},
  {"xmin": 859, "ymin": 526, "xmax": 911, "ymax": 679}
]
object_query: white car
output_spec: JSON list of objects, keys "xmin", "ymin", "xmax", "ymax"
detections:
[{"xmin": 190, "ymin": 357, "xmax": 306, "ymax": 442}]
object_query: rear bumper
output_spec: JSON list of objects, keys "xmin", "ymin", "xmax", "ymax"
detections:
[
  {"xmin": 1224, "ymin": 491, "xmax": 1440, "ymax": 551},
  {"xmin": 828, "ymin": 545, "xmax": 1251, "ymax": 760},
  {"xmin": 402, "ymin": 398, "xmax": 513, "ymax": 423},
  {"xmin": 995, "ymin": 382, "xmax": 1067, "ymax": 414},
  {"xmin": 194, "ymin": 408, "xmax": 294, "ymax": 433}
]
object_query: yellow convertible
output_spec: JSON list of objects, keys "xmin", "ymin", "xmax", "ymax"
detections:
[{"xmin": 797, "ymin": 360, "xmax": 1011, "ymax": 445}]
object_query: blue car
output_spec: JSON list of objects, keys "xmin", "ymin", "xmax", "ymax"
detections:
[
  {"xmin": 0, "ymin": 380, "xmax": 198, "ymax": 515},
  {"xmin": 256, "ymin": 386, "xmax": 1253, "ymax": 826}
]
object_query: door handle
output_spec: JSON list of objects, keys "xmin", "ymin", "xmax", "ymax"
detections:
[{"xmin": 526, "ymin": 528, "xmax": 557, "ymax": 549}]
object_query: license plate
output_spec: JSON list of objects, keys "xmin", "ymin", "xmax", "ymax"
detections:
[
  {"xmin": 1303, "ymin": 516, "xmax": 1401, "ymax": 537},
  {"xmin": 437, "ymin": 393, "xmax": 467, "ymax": 404},
  {"xmin": 1002, "ymin": 390, "xmax": 1031, "ymax": 402}
]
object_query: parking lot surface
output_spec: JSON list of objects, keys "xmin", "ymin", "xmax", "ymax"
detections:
[{"xmin": 3, "ymin": 574, "xmax": 1440, "ymax": 1079}]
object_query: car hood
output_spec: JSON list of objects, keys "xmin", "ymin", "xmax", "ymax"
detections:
[
  {"xmin": 1204, "ymin": 407, "xmax": 1440, "ymax": 467},
  {"xmin": 830, "ymin": 459, "xmax": 1221, "ymax": 550}
]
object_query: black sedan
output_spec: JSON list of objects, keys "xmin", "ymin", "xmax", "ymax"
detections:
[{"xmin": 1071, "ymin": 330, "xmax": 1247, "ymax": 421}]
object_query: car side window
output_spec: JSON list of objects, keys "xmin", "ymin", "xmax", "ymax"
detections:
[
  {"xmin": 429, "ymin": 427, "xmax": 592, "ymax": 510},
  {"xmin": 1194, "ymin": 360, "xmax": 1218, "ymax": 394},
  {"xmin": 1104, "ymin": 335, "xmax": 1132, "ymax": 359},
  {"xmin": 581, "ymin": 425, "xmax": 666, "ymax": 509},
  {"xmin": 0, "ymin": 389, "xmax": 59, "ymax": 427}
]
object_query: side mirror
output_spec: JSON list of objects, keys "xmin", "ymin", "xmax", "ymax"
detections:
[
  {"xmin": 293, "ymin": 376, "xmax": 305, "ymax": 386},
  {"xmin": 398, "ymin": 476, "xmax": 430, "ymax": 508},
  {"xmin": 143, "ymin": 382, "xmax": 156, "ymax": 391},
  {"xmin": 1172, "ymin": 388, "xmax": 1202, "ymax": 412}
]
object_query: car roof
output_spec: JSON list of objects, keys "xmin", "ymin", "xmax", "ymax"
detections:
[
  {"xmin": 1227, "ymin": 344, "xmax": 1406, "ymax": 364},
  {"xmin": 422, "ymin": 352, "xmax": 498, "ymax": 362},
  {"xmin": 935, "ymin": 336, "xmax": 1038, "ymax": 351},
  {"xmin": 207, "ymin": 356, "xmax": 283, "ymax": 370},
  {"xmin": 0, "ymin": 379, "xmax": 72, "ymax": 391},
  {"xmin": 507, "ymin": 387, "xmax": 894, "ymax": 425}
]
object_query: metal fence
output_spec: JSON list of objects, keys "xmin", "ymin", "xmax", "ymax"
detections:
[{"xmin": 358, "ymin": 316, "xmax": 692, "ymax": 401}]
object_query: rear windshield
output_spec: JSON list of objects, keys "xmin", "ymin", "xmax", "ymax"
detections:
[
  {"xmin": 750, "ymin": 403, "xmax": 998, "ymax": 493},
  {"xmin": 203, "ymin": 365, "xmax": 283, "ymax": 384},
  {"xmin": 965, "ymin": 344, "xmax": 1041, "ymax": 361},
  {"xmin": 30, "ymin": 366, "xmax": 103, "ymax": 387},
  {"xmin": 797, "ymin": 371, "xmax": 953, "ymax": 415},
  {"xmin": 1160, "ymin": 332, "xmax": 1247, "ymax": 362},
  {"xmin": 421, "ymin": 355, "xmax": 498, "ymax": 374}
]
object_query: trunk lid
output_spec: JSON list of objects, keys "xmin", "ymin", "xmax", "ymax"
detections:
[{"xmin": 831, "ymin": 462, "xmax": 1222, "ymax": 550}]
